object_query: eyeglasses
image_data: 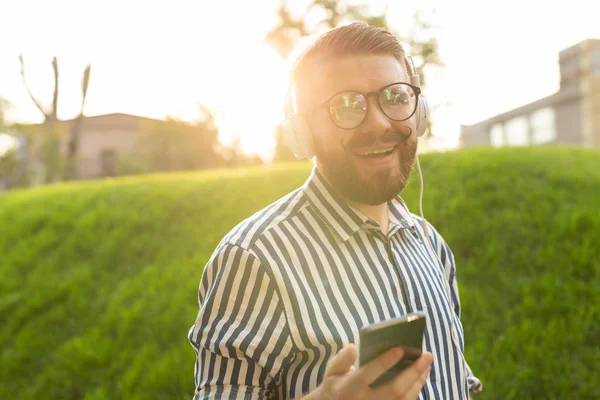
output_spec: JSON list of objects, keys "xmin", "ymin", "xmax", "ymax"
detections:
[{"xmin": 304, "ymin": 82, "xmax": 421, "ymax": 130}]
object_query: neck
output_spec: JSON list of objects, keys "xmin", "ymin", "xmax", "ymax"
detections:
[{"xmin": 345, "ymin": 198, "xmax": 389, "ymax": 235}]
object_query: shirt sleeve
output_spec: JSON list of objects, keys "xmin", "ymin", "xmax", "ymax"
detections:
[
  {"xmin": 428, "ymin": 223, "xmax": 483, "ymax": 394},
  {"xmin": 188, "ymin": 243, "xmax": 295, "ymax": 400}
]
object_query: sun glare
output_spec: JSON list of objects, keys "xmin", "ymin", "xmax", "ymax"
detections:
[
  {"xmin": 206, "ymin": 43, "xmax": 288, "ymax": 161},
  {"xmin": 5, "ymin": 1, "xmax": 599, "ymax": 162}
]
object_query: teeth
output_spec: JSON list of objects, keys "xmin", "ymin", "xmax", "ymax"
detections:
[{"xmin": 357, "ymin": 148, "xmax": 394, "ymax": 156}]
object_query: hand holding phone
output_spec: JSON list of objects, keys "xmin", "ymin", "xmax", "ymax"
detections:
[
  {"xmin": 358, "ymin": 312, "xmax": 427, "ymax": 388},
  {"xmin": 304, "ymin": 342, "xmax": 433, "ymax": 400}
]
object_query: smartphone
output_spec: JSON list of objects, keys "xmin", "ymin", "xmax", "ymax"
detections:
[{"xmin": 358, "ymin": 311, "xmax": 427, "ymax": 388}]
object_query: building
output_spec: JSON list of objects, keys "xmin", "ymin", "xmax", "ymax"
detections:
[
  {"xmin": 460, "ymin": 39, "xmax": 600, "ymax": 148},
  {"xmin": 63, "ymin": 113, "xmax": 159, "ymax": 179},
  {"xmin": 24, "ymin": 113, "xmax": 160, "ymax": 183}
]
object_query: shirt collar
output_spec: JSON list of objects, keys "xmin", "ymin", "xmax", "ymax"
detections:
[
  {"xmin": 302, "ymin": 168, "xmax": 415, "ymax": 242},
  {"xmin": 387, "ymin": 195, "xmax": 417, "ymax": 236}
]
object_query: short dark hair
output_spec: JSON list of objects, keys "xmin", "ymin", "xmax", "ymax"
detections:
[{"xmin": 303, "ymin": 22, "xmax": 406, "ymax": 63}]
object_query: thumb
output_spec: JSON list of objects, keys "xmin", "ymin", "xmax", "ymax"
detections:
[{"xmin": 325, "ymin": 344, "xmax": 357, "ymax": 377}]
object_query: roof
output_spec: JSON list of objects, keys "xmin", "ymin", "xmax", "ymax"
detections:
[
  {"xmin": 63, "ymin": 113, "xmax": 162, "ymax": 130},
  {"xmin": 559, "ymin": 38, "xmax": 600, "ymax": 58},
  {"xmin": 461, "ymin": 86, "xmax": 580, "ymax": 130},
  {"xmin": 18, "ymin": 113, "xmax": 163, "ymax": 132}
]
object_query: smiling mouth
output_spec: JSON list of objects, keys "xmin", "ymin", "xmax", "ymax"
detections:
[{"xmin": 355, "ymin": 146, "xmax": 396, "ymax": 159}]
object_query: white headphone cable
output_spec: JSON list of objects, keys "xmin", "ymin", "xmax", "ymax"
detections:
[{"xmin": 415, "ymin": 153, "xmax": 454, "ymax": 304}]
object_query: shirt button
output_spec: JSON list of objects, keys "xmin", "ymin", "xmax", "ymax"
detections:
[{"xmin": 451, "ymin": 327, "xmax": 459, "ymax": 342}]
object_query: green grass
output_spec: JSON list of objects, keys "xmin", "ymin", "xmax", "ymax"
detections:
[{"xmin": 0, "ymin": 146, "xmax": 598, "ymax": 399}]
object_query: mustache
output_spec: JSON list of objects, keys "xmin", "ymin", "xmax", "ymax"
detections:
[{"xmin": 342, "ymin": 127, "xmax": 413, "ymax": 151}]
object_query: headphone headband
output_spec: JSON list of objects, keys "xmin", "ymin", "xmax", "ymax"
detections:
[{"xmin": 284, "ymin": 39, "xmax": 316, "ymax": 117}]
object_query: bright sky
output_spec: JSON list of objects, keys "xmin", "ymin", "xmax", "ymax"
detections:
[{"xmin": 1, "ymin": 0, "xmax": 599, "ymax": 160}]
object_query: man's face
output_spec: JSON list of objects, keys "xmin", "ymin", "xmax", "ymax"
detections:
[{"xmin": 296, "ymin": 54, "xmax": 418, "ymax": 206}]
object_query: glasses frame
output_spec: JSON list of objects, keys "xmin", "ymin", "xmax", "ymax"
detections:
[{"xmin": 297, "ymin": 82, "xmax": 421, "ymax": 130}]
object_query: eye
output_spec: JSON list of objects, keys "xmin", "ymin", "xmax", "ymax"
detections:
[
  {"xmin": 328, "ymin": 92, "xmax": 368, "ymax": 129},
  {"xmin": 333, "ymin": 93, "xmax": 367, "ymax": 110},
  {"xmin": 382, "ymin": 88, "xmax": 411, "ymax": 105}
]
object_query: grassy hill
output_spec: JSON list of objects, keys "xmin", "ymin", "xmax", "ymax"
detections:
[{"xmin": 0, "ymin": 146, "xmax": 598, "ymax": 399}]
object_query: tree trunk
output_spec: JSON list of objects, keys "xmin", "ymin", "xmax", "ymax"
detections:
[{"xmin": 64, "ymin": 65, "xmax": 91, "ymax": 180}]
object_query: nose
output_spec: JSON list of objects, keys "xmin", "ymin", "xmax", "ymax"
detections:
[{"xmin": 361, "ymin": 96, "xmax": 393, "ymax": 133}]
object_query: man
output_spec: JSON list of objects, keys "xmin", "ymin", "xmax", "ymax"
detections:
[{"xmin": 188, "ymin": 22, "xmax": 482, "ymax": 399}]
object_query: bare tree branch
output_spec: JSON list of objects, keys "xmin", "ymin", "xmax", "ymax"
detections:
[
  {"xmin": 79, "ymin": 64, "xmax": 91, "ymax": 115},
  {"xmin": 18, "ymin": 54, "xmax": 49, "ymax": 121},
  {"xmin": 65, "ymin": 64, "xmax": 92, "ymax": 180},
  {"xmin": 50, "ymin": 57, "xmax": 59, "ymax": 123}
]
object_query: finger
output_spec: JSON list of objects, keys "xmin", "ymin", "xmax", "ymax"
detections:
[
  {"xmin": 389, "ymin": 352, "xmax": 433, "ymax": 395},
  {"xmin": 350, "ymin": 347, "xmax": 404, "ymax": 388},
  {"xmin": 337, "ymin": 347, "xmax": 404, "ymax": 399},
  {"xmin": 400, "ymin": 365, "xmax": 431, "ymax": 400},
  {"xmin": 370, "ymin": 353, "xmax": 432, "ymax": 399},
  {"xmin": 325, "ymin": 344, "xmax": 358, "ymax": 377}
]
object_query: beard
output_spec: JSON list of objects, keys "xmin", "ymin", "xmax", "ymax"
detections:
[{"xmin": 314, "ymin": 128, "xmax": 417, "ymax": 205}]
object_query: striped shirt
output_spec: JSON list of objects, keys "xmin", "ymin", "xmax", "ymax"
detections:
[{"xmin": 188, "ymin": 168, "xmax": 482, "ymax": 399}]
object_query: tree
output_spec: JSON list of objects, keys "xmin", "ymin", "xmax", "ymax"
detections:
[
  {"xmin": 216, "ymin": 136, "xmax": 264, "ymax": 168},
  {"xmin": 265, "ymin": 0, "xmax": 390, "ymax": 58},
  {"xmin": 265, "ymin": 1, "xmax": 443, "ymax": 160},
  {"xmin": 130, "ymin": 105, "xmax": 225, "ymax": 174},
  {"xmin": 0, "ymin": 97, "xmax": 12, "ymax": 131},
  {"xmin": 0, "ymin": 98, "xmax": 28, "ymax": 189},
  {"xmin": 18, "ymin": 55, "xmax": 92, "ymax": 181},
  {"xmin": 64, "ymin": 65, "xmax": 92, "ymax": 180},
  {"xmin": 18, "ymin": 55, "xmax": 60, "ymax": 128}
]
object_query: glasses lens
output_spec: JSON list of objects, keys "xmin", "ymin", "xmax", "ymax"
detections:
[
  {"xmin": 329, "ymin": 92, "xmax": 367, "ymax": 129},
  {"xmin": 379, "ymin": 83, "xmax": 417, "ymax": 121}
]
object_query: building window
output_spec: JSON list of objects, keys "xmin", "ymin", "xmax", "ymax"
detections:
[
  {"xmin": 490, "ymin": 124, "xmax": 505, "ymax": 147},
  {"xmin": 505, "ymin": 116, "xmax": 529, "ymax": 146},
  {"xmin": 100, "ymin": 149, "xmax": 117, "ymax": 177},
  {"xmin": 530, "ymin": 107, "xmax": 556, "ymax": 144}
]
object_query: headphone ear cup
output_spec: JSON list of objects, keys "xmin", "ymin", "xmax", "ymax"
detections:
[
  {"xmin": 416, "ymin": 95, "xmax": 429, "ymax": 137},
  {"xmin": 281, "ymin": 120, "xmax": 300, "ymax": 159},
  {"xmin": 282, "ymin": 115, "xmax": 314, "ymax": 160}
]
